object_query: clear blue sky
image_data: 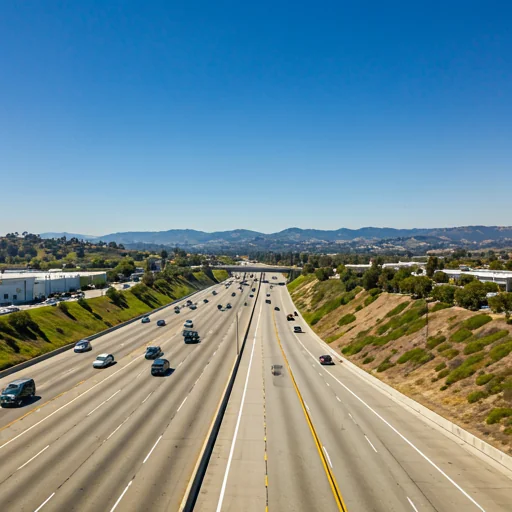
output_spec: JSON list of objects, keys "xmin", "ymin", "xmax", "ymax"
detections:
[{"xmin": 1, "ymin": 1, "xmax": 511, "ymax": 235}]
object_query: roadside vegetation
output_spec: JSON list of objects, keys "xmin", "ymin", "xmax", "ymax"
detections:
[{"xmin": 288, "ymin": 272, "xmax": 512, "ymax": 454}]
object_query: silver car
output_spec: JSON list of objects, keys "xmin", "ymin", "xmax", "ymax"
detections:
[{"xmin": 93, "ymin": 353, "xmax": 114, "ymax": 368}]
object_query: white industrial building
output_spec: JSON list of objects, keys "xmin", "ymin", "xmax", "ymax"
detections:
[
  {"xmin": 0, "ymin": 271, "xmax": 107, "ymax": 305},
  {"xmin": 440, "ymin": 269, "xmax": 512, "ymax": 292},
  {"xmin": 344, "ymin": 261, "xmax": 426, "ymax": 274}
]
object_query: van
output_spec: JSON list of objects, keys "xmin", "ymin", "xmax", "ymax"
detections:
[{"xmin": 1, "ymin": 378, "xmax": 36, "ymax": 407}]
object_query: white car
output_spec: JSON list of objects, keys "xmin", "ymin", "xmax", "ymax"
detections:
[
  {"xmin": 184, "ymin": 320, "xmax": 194, "ymax": 328},
  {"xmin": 93, "ymin": 353, "xmax": 114, "ymax": 368}
]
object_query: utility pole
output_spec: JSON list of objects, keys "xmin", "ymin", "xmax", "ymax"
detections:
[{"xmin": 425, "ymin": 299, "xmax": 429, "ymax": 342}]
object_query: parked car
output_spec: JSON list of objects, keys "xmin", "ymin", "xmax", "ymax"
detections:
[
  {"xmin": 145, "ymin": 346, "xmax": 163, "ymax": 359},
  {"xmin": 184, "ymin": 320, "xmax": 194, "ymax": 328},
  {"xmin": 74, "ymin": 340, "xmax": 92, "ymax": 352},
  {"xmin": 151, "ymin": 358, "xmax": 170, "ymax": 376},
  {"xmin": 293, "ymin": 326, "xmax": 302, "ymax": 333},
  {"xmin": 156, "ymin": 319, "xmax": 166, "ymax": 327},
  {"xmin": 319, "ymin": 355, "xmax": 334, "ymax": 365},
  {"xmin": 141, "ymin": 316, "xmax": 150, "ymax": 324},
  {"xmin": 1, "ymin": 378, "xmax": 36, "ymax": 407},
  {"xmin": 93, "ymin": 353, "xmax": 114, "ymax": 368}
]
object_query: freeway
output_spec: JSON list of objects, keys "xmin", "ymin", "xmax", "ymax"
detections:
[
  {"xmin": 0, "ymin": 274, "xmax": 256, "ymax": 511},
  {"xmin": 197, "ymin": 275, "xmax": 512, "ymax": 512},
  {"xmin": 1, "ymin": 272, "xmax": 511, "ymax": 511}
]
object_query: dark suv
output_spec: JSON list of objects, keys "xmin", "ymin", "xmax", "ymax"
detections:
[
  {"xmin": 151, "ymin": 359, "xmax": 170, "ymax": 376},
  {"xmin": 1, "ymin": 378, "xmax": 36, "ymax": 407},
  {"xmin": 145, "ymin": 346, "xmax": 163, "ymax": 359}
]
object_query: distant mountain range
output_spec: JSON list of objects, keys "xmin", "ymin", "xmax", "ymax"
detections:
[{"xmin": 39, "ymin": 226, "xmax": 512, "ymax": 254}]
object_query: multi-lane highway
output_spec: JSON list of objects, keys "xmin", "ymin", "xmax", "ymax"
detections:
[{"xmin": 1, "ymin": 272, "xmax": 511, "ymax": 511}]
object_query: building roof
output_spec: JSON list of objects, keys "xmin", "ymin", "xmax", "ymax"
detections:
[{"xmin": 1, "ymin": 271, "xmax": 106, "ymax": 281}]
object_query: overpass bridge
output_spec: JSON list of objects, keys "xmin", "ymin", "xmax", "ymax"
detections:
[{"xmin": 214, "ymin": 265, "xmax": 299, "ymax": 274}]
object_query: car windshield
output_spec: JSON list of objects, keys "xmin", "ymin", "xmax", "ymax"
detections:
[
  {"xmin": 96, "ymin": 356, "xmax": 107, "ymax": 361},
  {"xmin": 147, "ymin": 347, "xmax": 157, "ymax": 351},
  {"xmin": 3, "ymin": 385, "xmax": 20, "ymax": 394}
]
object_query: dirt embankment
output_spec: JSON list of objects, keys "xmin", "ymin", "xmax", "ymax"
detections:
[{"xmin": 289, "ymin": 275, "xmax": 512, "ymax": 454}]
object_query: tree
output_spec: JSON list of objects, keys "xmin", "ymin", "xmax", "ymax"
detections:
[
  {"xmin": 142, "ymin": 272, "xmax": 155, "ymax": 287},
  {"xmin": 315, "ymin": 268, "xmax": 331, "ymax": 281},
  {"xmin": 362, "ymin": 267, "xmax": 380, "ymax": 291},
  {"xmin": 302, "ymin": 263, "xmax": 315, "ymax": 275},
  {"xmin": 458, "ymin": 274, "xmax": 476, "ymax": 286},
  {"xmin": 426, "ymin": 256, "xmax": 439, "ymax": 277},
  {"xmin": 489, "ymin": 260, "xmax": 504, "ymax": 270},
  {"xmin": 433, "ymin": 271, "xmax": 449, "ymax": 283},
  {"xmin": 412, "ymin": 276, "xmax": 432, "ymax": 298},
  {"xmin": 431, "ymin": 284, "xmax": 457, "ymax": 305},
  {"xmin": 488, "ymin": 293, "xmax": 512, "ymax": 319},
  {"xmin": 160, "ymin": 249, "xmax": 169, "ymax": 259},
  {"xmin": 454, "ymin": 281, "xmax": 487, "ymax": 311}
]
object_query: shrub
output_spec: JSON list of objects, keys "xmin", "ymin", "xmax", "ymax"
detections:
[
  {"xmin": 397, "ymin": 348, "xmax": 434, "ymax": 366},
  {"xmin": 462, "ymin": 314, "xmax": 492, "ymax": 330},
  {"xmin": 441, "ymin": 348, "xmax": 460, "ymax": 360},
  {"xmin": 445, "ymin": 353, "xmax": 486, "ymax": 385},
  {"xmin": 58, "ymin": 301, "xmax": 69, "ymax": 314},
  {"xmin": 437, "ymin": 369, "xmax": 450, "ymax": 378},
  {"xmin": 369, "ymin": 288, "xmax": 382, "ymax": 297},
  {"xmin": 362, "ymin": 356, "xmax": 375, "ymax": 364},
  {"xmin": 355, "ymin": 305, "xmax": 363, "ymax": 312},
  {"xmin": 450, "ymin": 328, "xmax": 472, "ymax": 343},
  {"xmin": 405, "ymin": 317, "xmax": 427, "ymax": 335},
  {"xmin": 467, "ymin": 391, "xmax": 487, "ymax": 403},
  {"xmin": 463, "ymin": 331, "xmax": 507, "ymax": 354},
  {"xmin": 436, "ymin": 342, "xmax": 452, "ymax": 353},
  {"xmin": 338, "ymin": 314, "xmax": 356, "ymax": 327},
  {"xmin": 364, "ymin": 295, "xmax": 378, "ymax": 307},
  {"xmin": 431, "ymin": 302, "xmax": 451, "ymax": 312},
  {"xmin": 427, "ymin": 335, "xmax": 446, "ymax": 350},
  {"xmin": 376, "ymin": 324, "xmax": 388, "ymax": 335},
  {"xmin": 376, "ymin": 357, "xmax": 395, "ymax": 372},
  {"xmin": 486, "ymin": 408, "xmax": 512, "ymax": 425},
  {"xmin": 77, "ymin": 297, "xmax": 92, "ymax": 312},
  {"xmin": 488, "ymin": 340, "xmax": 512, "ymax": 363},
  {"xmin": 385, "ymin": 302, "xmax": 410, "ymax": 318},
  {"xmin": 8, "ymin": 311, "xmax": 38, "ymax": 333},
  {"xmin": 435, "ymin": 362, "xmax": 447, "ymax": 372},
  {"xmin": 56, "ymin": 327, "xmax": 64, "ymax": 334},
  {"xmin": 440, "ymin": 385, "xmax": 449, "ymax": 391},
  {"xmin": 476, "ymin": 374, "xmax": 494, "ymax": 386}
]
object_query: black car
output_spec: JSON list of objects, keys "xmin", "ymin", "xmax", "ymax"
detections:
[
  {"xmin": 156, "ymin": 319, "xmax": 166, "ymax": 327},
  {"xmin": 145, "ymin": 346, "xmax": 163, "ymax": 359},
  {"xmin": 1, "ymin": 378, "xmax": 36, "ymax": 407},
  {"xmin": 174, "ymin": 308, "xmax": 180, "ymax": 314},
  {"xmin": 203, "ymin": 299, "xmax": 209, "ymax": 303},
  {"xmin": 151, "ymin": 358, "xmax": 170, "ymax": 376},
  {"xmin": 226, "ymin": 303, "xmax": 232, "ymax": 309},
  {"xmin": 217, "ymin": 304, "xmax": 223, "ymax": 310},
  {"xmin": 274, "ymin": 306, "xmax": 280, "ymax": 311},
  {"xmin": 319, "ymin": 355, "xmax": 334, "ymax": 365},
  {"xmin": 265, "ymin": 299, "xmax": 271, "ymax": 304},
  {"xmin": 293, "ymin": 326, "xmax": 302, "ymax": 333},
  {"xmin": 231, "ymin": 292, "xmax": 236, "ymax": 297},
  {"xmin": 184, "ymin": 333, "xmax": 200, "ymax": 344}
]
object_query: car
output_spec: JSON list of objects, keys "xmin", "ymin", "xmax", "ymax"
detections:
[
  {"xmin": 294, "ymin": 311, "xmax": 298, "ymax": 316},
  {"xmin": 217, "ymin": 304, "xmax": 223, "ymax": 310},
  {"xmin": 156, "ymin": 319, "xmax": 166, "ymax": 327},
  {"xmin": 189, "ymin": 304, "xmax": 197, "ymax": 310},
  {"xmin": 174, "ymin": 308, "xmax": 180, "ymax": 314},
  {"xmin": 249, "ymin": 294, "xmax": 254, "ymax": 298},
  {"xmin": 252, "ymin": 288, "xmax": 256, "ymax": 292},
  {"xmin": 287, "ymin": 314, "xmax": 294, "ymax": 321},
  {"xmin": 226, "ymin": 303, "xmax": 232, "ymax": 309},
  {"xmin": 231, "ymin": 292, "xmax": 236, "ymax": 297},
  {"xmin": 274, "ymin": 306, "xmax": 280, "ymax": 311},
  {"xmin": 293, "ymin": 326, "xmax": 302, "ymax": 333},
  {"xmin": 184, "ymin": 331, "xmax": 200, "ymax": 343},
  {"xmin": 203, "ymin": 299, "xmax": 209, "ymax": 303},
  {"xmin": 186, "ymin": 300, "xmax": 192, "ymax": 305},
  {"xmin": 145, "ymin": 346, "xmax": 163, "ymax": 359},
  {"xmin": 265, "ymin": 299, "xmax": 271, "ymax": 304},
  {"xmin": 141, "ymin": 316, "xmax": 150, "ymax": 324},
  {"xmin": 93, "ymin": 353, "xmax": 114, "ymax": 368},
  {"xmin": 74, "ymin": 340, "xmax": 92, "ymax": 352},
  {"xmin": 1, "ymin": 378, "xmax": 36, "ymax": 407},
  {"xmin": 266, "ymin": 293, "xmax": 270, "ymax": 297},
  {"xmin": 319, "ymin": 355, "xmax": 334, "ymax": 365},
  {"xmin": 212, "ymin": 291, "xmax": 217, "ymax": 295},
  {"xmin": 184, "ymin": 320, "xmax": 194, "ymax": 328},
  {"xmin": 151, "ymin": 358, "xmax": 170, "ymax": 376}
]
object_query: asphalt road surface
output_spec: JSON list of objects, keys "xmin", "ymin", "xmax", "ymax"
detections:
[{"xmin": 1, "ymin": 273, "xmax": 511, "ymax": 511}]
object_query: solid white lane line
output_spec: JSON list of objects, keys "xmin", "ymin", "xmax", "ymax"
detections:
[
  {"xmin": 365, "ymin": 435, "xmax": 378, "ymax": 453},
  {"xmin": 107, "ymin": 418, "xmax": 129, "ymax": 440},
  {"xmin": 143, "ymin": 435, "xmax": 163, "ymax": 464},
  {"xmin": 34, "ymin": 492, "xmax": 55, "ymax": 512},
  {"xmin": 407, "ymin": 497, "xmax": 420, "ymax": 512},
  {"xmin": 322, "ymin": 446, "xmax": 333, "ymax": 468},
  {"xmin": 110, "ymin": 480, "xmax": 132, "ymax": 512},
  {"xmin": 177, "ymin": 397, "xmax": 188, "ymax": 412},
  {"xmin": 17, "ymin": 445, "xmax": 50, "ymax": 470},
  {"xmin": 142, "ymin": 392, "xmax": 152, "ymax": 404},
  {"xmin": 216, "ymin": 300, "xmax": 263, "ymax": 512},
  {"xmin": 336, "ymin": 396, "xmax": 341, "ymax": 402},
  {"xmin": 0, "ymin": 354, "xmax": 144, "ymax": 451},
  {"xmin": 290, "ymin": 332, "xmax": 487, "ymax": 512},
  {"xmin": 86, "ymin": 389, "xmax": 121, "ymax": 417}
]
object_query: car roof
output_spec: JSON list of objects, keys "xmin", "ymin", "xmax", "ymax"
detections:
[
  {"xmin": 97, "ymin": 353, "xmax": 110, "ymax": 358},
  {"xmin": 7, "ymin": 378, "xmax": 33, "ymax": 385},
  {"xmin": 153, "ymin": 358, "xmax": 168, "ymax": 365}
]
